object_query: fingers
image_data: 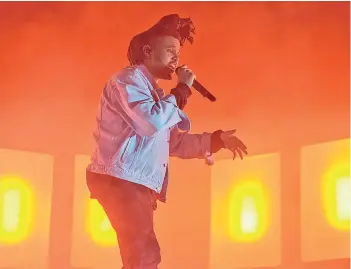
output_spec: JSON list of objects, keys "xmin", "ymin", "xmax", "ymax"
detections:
[
  {"xmin": 228, "ymin": 136, "xmax": 239, "ymax": 149},
  {"xmin": 232, "ymin": 149, "xmax": 237, "ymax": 160},
  {"xmin": 230, "ymin": 138, "xmax": 248, "ymax": 161},
  {"xmin": 179, "ymin": 65, "xmax": 190, "ymax": 73},
  {"xmin": 177, "ymin": 65, "xmax": 196, "ymax": 87},
  {"xmin": 232, "ymin": 148, "xmax": 245, "ymax": 161},
  {"xmin": 179, "ymin": 65, "xmax": 194, "ymax": 76},
  {"xmin": 236, "ymin": 141, "xmax": 248, "ymax": 156},
  {"xmin": 236, "ymin": 148, "xmax": 244, "ymax": 160},
  {"xmin": 237, "ymin": 138, "xmax": 248, "ymax": 152},
  {"xmin": 221, "ymin": 129, "xmax": 248, "ymax": 161},
  {"xmin": 230, "ymin": 136, "xmax": 247, "ymax": 152},
  {"xmin": 185, "ymin": 69, "xmax": 196, "ymax": 79}
]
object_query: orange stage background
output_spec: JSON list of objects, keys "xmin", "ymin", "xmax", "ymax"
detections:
[{"xmin": 0, "ymin": 2, "xmax": 349, "ymax": 269}]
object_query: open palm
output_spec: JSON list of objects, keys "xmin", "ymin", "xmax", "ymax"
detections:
[{"xmin": 220, "ymin": 129, "xmax": 248, "ymax": 160}]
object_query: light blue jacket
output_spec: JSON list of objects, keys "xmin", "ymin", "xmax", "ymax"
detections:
[{"xmin": 87, "ymin": 64, "xmax": 212, "ymax": 201}]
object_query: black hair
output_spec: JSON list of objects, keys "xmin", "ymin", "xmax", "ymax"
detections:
[{"xmin": 127, "ymin": 14, "xmax": 195, "ymax": 65}]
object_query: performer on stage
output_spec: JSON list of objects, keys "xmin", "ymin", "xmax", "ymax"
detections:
[{"xmin": 86, "ymin": 14, "xmax": 247, "ymax": 269}]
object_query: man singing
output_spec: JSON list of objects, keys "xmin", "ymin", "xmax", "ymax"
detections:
[{"xmin": 86, "ymin": 14, "xmax": 247, "ymax": 269}]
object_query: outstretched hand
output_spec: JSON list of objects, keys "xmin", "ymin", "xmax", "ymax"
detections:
[{"xmin": 220, "ymin": 130, "xmax": 248, "ymax": 160}]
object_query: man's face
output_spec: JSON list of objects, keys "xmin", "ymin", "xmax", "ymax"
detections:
[{"xmin": 145, "ymin": 35, "xmax": 181, "ymax": 80}]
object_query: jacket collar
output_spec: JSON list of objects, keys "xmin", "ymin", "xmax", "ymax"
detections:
[
  {"xmin": 136, "ymin": 64, "xmax": 158, "ymax": 89},
  {"xmin": 136, "ymin": 64, "xmax": 165, "ymax": 98}
]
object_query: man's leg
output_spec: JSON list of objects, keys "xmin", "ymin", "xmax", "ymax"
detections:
[{"xmin": 86, "ymin": 171, "xmax": 161, "ymax": 269}]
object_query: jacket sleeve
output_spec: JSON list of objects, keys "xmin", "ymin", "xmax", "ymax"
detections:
[
  {"xmin": 109, "ymin": 74, "xmax": 183, "ymax": 137},
  {"xmin": 169, "ymin": 127, "xmax": 212, "ymax": 159}
]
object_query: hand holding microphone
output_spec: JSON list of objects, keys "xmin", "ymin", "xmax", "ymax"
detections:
[
  {"xmin": 176, "ymin": 64, "xmax": 196, "ymax": 88},
  {"xmin": 170, "ymin": 65, "xmax": 194, "ymax": 110},
  {"xmin": 171, "ymin": 65, "xmax": 216, "ymax": 109},
  {"xmin": 175, "ymin": 65, "xmax": 217, "ymax": 102}
]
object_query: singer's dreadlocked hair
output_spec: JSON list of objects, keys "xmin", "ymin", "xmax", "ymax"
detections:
[{"xmin": 127, "ymin": 14, "xmax": 195, "ymax": 66}]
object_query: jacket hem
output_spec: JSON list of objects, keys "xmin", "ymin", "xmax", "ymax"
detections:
[{"xmin": 87, "ymin": 163, "xmax": 164, "ymax": 194}]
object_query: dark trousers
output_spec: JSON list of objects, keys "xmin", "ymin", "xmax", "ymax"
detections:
[{"xmin": 86, "ymin": 170, "xmax": 161, "ymax": 269}]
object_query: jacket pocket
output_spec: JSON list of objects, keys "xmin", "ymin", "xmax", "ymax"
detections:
[
  {"xmin": 118, "ymin": 135, "xmax": 144, "ymax": 165},
  {"xmin": 119, "ymin": 138, "xmax": 132, "ymax": 163}
]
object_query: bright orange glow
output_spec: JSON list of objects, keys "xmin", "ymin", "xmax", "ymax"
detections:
[
  {"xmin": 72, "ymin": 155, "xmax": 123, "ymax": 269},
  {"xmin": 336, "ymin": 177, "xmax": 350, "ymax": 221},
  {"xmin": 0, "ymin": 176, "xmax": 34, "ymax": 245},
  {"xmin": 301, "ymin": 138, "xmax": 350, "ymax": 261},
  {"xmin": 0, "ymin": 149, "xmax": 54, "ymax": 269},
  {"xmin": 86, "ymin": 199, "xmax": 117, "ymax": 247},
  {"xmin": 229, "ymin": 180, "xmax": 269, "ymax": 242},
  {"xmin": 210, "ymin": 154, "xmax": 281, "ymax": 269},
  {"xmin": 322, "ymin": 162, "xmax": 350, "ymax": 231}
]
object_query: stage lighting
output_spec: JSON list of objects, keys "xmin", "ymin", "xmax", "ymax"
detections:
[
  {"xmin": 86, "ymin": 198, "xmax": 116, "ymax": 247},
  {"xmin": 71, "ymin": 155, "xmax": 122, "ymax": 269},
  {"xmin": 0, "ymin": 149, "xmax": 53, "ymax": 269},
  {"xmin": 228, "ymin": 180, "xmax": 268, "ymax": 242},
  {"xmin": 0, "ymin": 176, "xmax": 34, "ymax": 245},
  {"xmin": 301, "ymin": 138, "xmax": 350, "ymax": 261},
  {"xmin": 210, "ymin": 153, "xmax": 281, "ymax": 269}
]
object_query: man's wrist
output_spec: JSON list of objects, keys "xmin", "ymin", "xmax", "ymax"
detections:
[
  {"xmin": 176, "ymin": 82, "xmax": 191, "ymax": 91},
  {"xmin": 210, "ymin": 129, "xmax": 225, "ymax": 153},
  {"xmin": 170, "ymin": 83, "xmax": 192, "ymax": 109}
]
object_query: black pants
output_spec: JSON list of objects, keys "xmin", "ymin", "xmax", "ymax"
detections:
[{"xmin": 86, "ymin": 170, "xmax": 161, "ymax": 269}]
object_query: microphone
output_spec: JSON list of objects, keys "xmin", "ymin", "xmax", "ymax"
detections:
[
  {"xmin": 192, "ymin": 79, "xmax": 217, "ymax": 102},
  {"xmin": 175, "ymin": 67, "xmax": 217, "ymax": 102}
]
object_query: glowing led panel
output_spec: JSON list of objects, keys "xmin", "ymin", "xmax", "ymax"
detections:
[
  {"xmin": 71, "ymin": 155, "xmax": 122, "ymax": 269},
  {"xmin": 86, "ymin": 199, "xmax": 116, "ymax": 247},
  {"xmin": 0, "ymin": 177, "xmax": 34, "ymax": 245},
  {"xmin": 229, "ymin": 180, "xmax": 268, "ymax": 242},
  {"xmin": 0, "ymin": 149, "xmax": 53, "ymax": 269},
  {"xmin": 335, "ymin": 177, "xmax": 350, "ymax": 221},
  {"xmin": 210, "ymin": 153, "xmax": 281, "ymax": 269},
  {"xmin": 322, "ymin": 165, "xmax": 350, "ymax": 231},
  {"xmin": 301, "ymin": 139, "xmax": 350, "ymax": 261}
]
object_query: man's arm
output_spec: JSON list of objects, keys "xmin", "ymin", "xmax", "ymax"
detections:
[
  {"xmin": 109, "ymin": 73, "xmax": 183, "ymax": 137},
  {"xmin": 169, "ymin": 128, "xmax": 225, "ymax": 159}
]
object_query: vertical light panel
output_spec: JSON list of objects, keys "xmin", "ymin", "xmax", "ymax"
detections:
[
  {"xmin": 0, "ymin": 149, "xmax": 53, "ymax": 269},
  {"xmin": 86, "ymin": 198, "xmax": 116, "ymax": 247},
  {"xmin": 210, "ymin": 153, "xmax": 281, "ymax": 269},
  {"xmin": 301, "ymin": 139, "xmax": 350, "ymax": 261},
  {"xmin": 0, "ymin": 177, "xmax": 34, "ymax": 245},
  {"xmin": 3, "ymin": 190, "xmax": 21, "ymax": 232},
  {"xmin": 335, "ymin": 177, "xmax": 350, "ymax": 222},
  {"xmin": 229, "ymin": 180, "xmax": 268, "ymax": 242},
  {"xmin": 71, "ymin": 155, "xmax": 122, "ymax": 269}
]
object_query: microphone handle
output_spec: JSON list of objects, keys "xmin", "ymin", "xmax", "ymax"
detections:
[{"xmin": 192, "ymin": 80, "xmax": 217, "ymax": 102}]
